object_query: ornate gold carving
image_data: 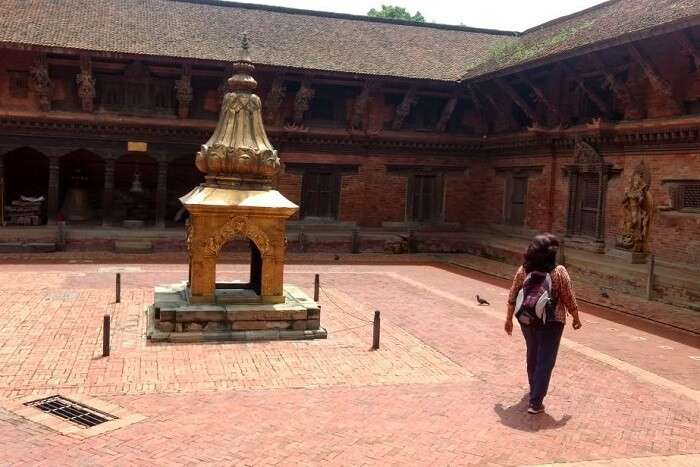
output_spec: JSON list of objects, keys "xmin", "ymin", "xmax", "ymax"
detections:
[
  {"xmin": 202, "ymin": 216, "xmax": 273, "ymax": 258},
  {"xmin": 185, "ymin": 217, "xmax": 193, "ymax": 257},
  {"xmin": 195, "ymin": 38, "xmax": 280, "ymax": 187},
  {"xmin": 620, "ymin": 160, "xmax": 653, "ymax": 252}
]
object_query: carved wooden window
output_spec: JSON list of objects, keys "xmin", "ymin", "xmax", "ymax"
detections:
[
  {"xmin": 152, "ymin": 80, "xmax": 173, "ymax": 111},
  {"xmin": 506, "ymin": 176, "xmax": 528, "ymax": 226},
  {"xmin": 572, "ymin": 173, "xmax": 601, "ymax": 237},
  {"xmin": 301, "ymin": 172, "xmax": 341, "ymax": 219},
  {"xmin": 8, "ymin": 71, "xmax": 29, "ymax": 98},
  {"xmin": 409, "ymin": 174, "xmax": 443, "ymax": 222}
]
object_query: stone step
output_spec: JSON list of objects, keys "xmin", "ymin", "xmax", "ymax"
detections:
[
  {"xmin": 114, "ymin": 240, "xmax": 153, "ymax": 254},
  {"xmin": 0, "ymin": 242, "xmax": 56, "ymax": 253}
]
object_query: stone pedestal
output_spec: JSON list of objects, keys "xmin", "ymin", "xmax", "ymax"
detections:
[
  {"xmin": 147, "ymin": 282, "xmax": 326, "ymax": 342},
  {"xmin": 609, "ymin": 247, "xmax": 649, "ymax": 264}
]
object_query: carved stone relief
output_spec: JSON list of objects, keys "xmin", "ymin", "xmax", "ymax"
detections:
[
  {"xmin": 201, "ymin": 216, "xmax": 273, "ymax": 258},
  {"xmin": 619, "ymin": 160, "xmax": 653, "ymax": 252}
]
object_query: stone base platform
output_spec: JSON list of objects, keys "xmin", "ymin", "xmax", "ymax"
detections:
[
  {"xmin": 147, "ymin": 282, "xmax": 327, "ymax": 343},
  {"xmin": 609, "ymin": 247, "xmax": 649, "ymax": 264}
]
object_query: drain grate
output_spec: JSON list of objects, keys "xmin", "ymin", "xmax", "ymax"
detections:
[{"xmin": 24, "ymin": 396, "xmax": 118, "ymax": 428}]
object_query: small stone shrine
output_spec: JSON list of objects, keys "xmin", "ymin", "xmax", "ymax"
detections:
[{"xmin": 148, "ymin": 37, "xmax": 326, "ymax": 342}]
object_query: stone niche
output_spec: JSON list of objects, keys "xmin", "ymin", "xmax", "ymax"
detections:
[{"xmin": 147, "ymin": 37, "xmax": 326, "ymax": 342}]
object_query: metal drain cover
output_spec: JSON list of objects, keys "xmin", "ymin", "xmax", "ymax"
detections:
[{"xmin": 24, "ymin": 395, "xmax": 117, "ymax": 428}]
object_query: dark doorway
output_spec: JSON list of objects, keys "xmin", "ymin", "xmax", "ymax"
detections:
[
  {"xmin": 301, "ymin": 171, "xmax": 340, "ymax": 219},
  {"xmin": 573, "ymin": 173, "xmax": 600, "ymax": 237},
  {"xmin": 506, "ymin": 176, "xmax": 528, "ymax": 226}
]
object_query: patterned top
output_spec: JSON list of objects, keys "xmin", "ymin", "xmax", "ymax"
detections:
[{"xmin": 507, "ymin": 265, "xmax": 579, "ymax": 323}]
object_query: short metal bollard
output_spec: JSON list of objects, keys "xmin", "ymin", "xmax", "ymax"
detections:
[
  {"xmin": 103, "ymin": 314, "xmax": 111, "ymax": 357},
  {"xmin": 646, "ymin": 254, "xmax": 656, "ymax": 301},
  {"xmin": 115, "ymin": 273, "xmax": 121, "ymax": 304},
  {"xmin": 314, "ymin": 273, "xmax": 320, "ymax": 302},
  {"xmin": 372, "ymin": 310, "xmax": 381, "ymax": 350}
]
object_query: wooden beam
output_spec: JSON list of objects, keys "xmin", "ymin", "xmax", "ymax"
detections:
[
  {"xmin": 435, "ymin": 90, "xmax": 460, "ymax": 132},
  {"xmin": 466, "ymin": 84, "xmax": 489, "ymax": 135},
  {"xmin": 590, "ymin": 52, "xmax": 640, "ymax": 115},
  {"xmin": 495, "ymin": 78, "xmax": 538, "ymax": 124},
  {"xmin": 672, "ymin": 30, "xmax": 700, "ymax": 69},
  {"xmin": 391, "ymin": 86, "xmax": 418, "ymax": 131},
  {"xmin": 470, "ymin": 83, "xmax": 505, "ymax": 120},
  {"xmin": 626, "ymin": 43, "xmax": 681, "ymax": 110},
  {"xmin": 517, "ymin": 72, "xmax": 561, "ymax": 122},
  {"xmin": 558, "ymin": 61, "xmax": 612, "ymax": 116}
]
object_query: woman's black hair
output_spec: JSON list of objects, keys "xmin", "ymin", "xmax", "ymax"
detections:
[{"xmin": 523, "ymin": 233, "xmax": 559, "ymax": 273}]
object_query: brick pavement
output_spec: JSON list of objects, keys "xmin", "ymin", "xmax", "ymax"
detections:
[{"xmin": 0, "ymin": 259, "xmax": 698, "ymax": 466}]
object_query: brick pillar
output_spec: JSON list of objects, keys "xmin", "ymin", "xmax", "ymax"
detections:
[
  {"xmin": 155, "ymin": 156, "xmax": 168, "ymax": 228},
  {"xmin": 102, "ymin": 157, "xmax": 115, "ymax": 227},
  {"xmin": 46, "ymin": 153, "xmax": 61, "ymax": 224}
]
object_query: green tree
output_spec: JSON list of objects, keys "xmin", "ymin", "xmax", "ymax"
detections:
[{"xmin": 367, "ymin": 5, "xmax": 425, "ymax": 22}]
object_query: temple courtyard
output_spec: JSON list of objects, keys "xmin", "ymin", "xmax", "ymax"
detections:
[{"xmin": 0, "ymin": 253, "xmax": 697, "ymax": 466}]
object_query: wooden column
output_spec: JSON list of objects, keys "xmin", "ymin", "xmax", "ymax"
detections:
[
  {"xmin": 155, "ymin": 155, "xmax": 168, "ymax": 228},
  {"xmin": 46, "ymin": 151, "xmax": 61, "ymax": 224},
  {"xmin": 102, "ymin": 156, "xmax": 116, "ymax": 227},
  {"xmin": 0, "ymin": 153, "xmax": 4, "ymax": 227}
]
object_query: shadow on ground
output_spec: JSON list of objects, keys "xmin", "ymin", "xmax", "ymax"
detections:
[{"xmin": 494, "ymin": 394, "xmax": 571, "ymax": 432}]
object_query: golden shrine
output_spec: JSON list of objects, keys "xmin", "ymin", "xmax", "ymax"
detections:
[{"xmin": 148, "ymin": 37, "xmax": 326, "ymax": 342}]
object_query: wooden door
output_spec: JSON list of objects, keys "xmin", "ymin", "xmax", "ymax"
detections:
[
  {"xmin": 410, "ymin": 174, "xmax": 440, "ymax": 222},
  {"xmin": 507, "ymin": 176, "xmax": 527, "ymax": 226},
  {"xmin": 301, "ymin": 172, "xmax": 340, "ymax": 219}
]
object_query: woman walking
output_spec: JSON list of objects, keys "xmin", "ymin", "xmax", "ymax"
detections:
[{"xmin": 504, "ymin": 233, "xmax": 582, "ymax": 414}]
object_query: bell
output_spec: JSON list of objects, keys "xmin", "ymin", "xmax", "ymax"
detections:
[
  {"xmin": 129, "ymin": 171, "xmax": 144, "ymax": 193},
  {"xmin": 61, "ymin": 169, "xmax": 92, "ymax": 222}
]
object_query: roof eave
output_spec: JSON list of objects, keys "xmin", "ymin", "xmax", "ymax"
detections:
[{"xmin": 459, "ymin": 14, "xmax": 700, "ymax": 84}]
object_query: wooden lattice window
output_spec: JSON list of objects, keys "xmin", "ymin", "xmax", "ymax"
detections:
[
  {"xmin": 8, "ymin": 71, "xmax": 29, "ymax": 98},
  {"xmin": 679, "ymin": 183, "xmax": 700, "ymax": 212},
  {"xmin": 507, "ymin": 176, "xmax": 528, "ymax": 226}
]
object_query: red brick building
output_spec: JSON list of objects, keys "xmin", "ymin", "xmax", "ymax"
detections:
[{"xmin": 0, "ymin": 1, "xmax": 698, "ymax": 277}]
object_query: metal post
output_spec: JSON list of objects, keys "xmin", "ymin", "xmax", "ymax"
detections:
[
  {"xmin": 56, "ymin": 221, "xmax": 66, "ymax": 251},
  {"xmin": 102, "ymin": 314, "xmax": 110, "ymax": 357},
  {"xmin": 351, "ymin": 228, "xmax": 360, "ymax": 254},
  {"xmin": 299, "ymin": 230, "xmax": 306, "ymax": 253},
  {"xmin": 646, "ymin": 254, "xmax": 655, "ymax": 301},
  {"xmin": 115, "ymin": 273, "xmax": 121, "ymax": 303},
  {"xmin": 407, "ymin": 229, "xmax": 415, "ymax": 253},
  {"xmin": 372, "ymin": 310, "xmax": 381, "ymax": 350},
  {"xmin": 314, "ymin": 273, "xmax": 320, "ymax": 302}
]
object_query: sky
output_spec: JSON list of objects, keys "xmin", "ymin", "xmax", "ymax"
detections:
[{"xmin": 228, "ymin": 0, "xmax": 608, "ymax": 31}]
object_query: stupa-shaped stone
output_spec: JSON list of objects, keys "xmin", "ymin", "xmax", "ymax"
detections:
[{"xmin": 148, "ymin": 37, "xmax": 326, "ymax": 342}]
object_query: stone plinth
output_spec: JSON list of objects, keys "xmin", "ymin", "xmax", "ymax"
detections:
[
  {"xmin": 148, "ymin": 282, "xmax": 326, "ymax": 343},
  {"xmin": 609, "ymin": 247, "xmax": 650, "ymax": 264}
]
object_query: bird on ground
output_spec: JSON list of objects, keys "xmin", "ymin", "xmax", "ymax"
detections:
[
  {"xmin": 334, "ymin": 255, "xmax": 340, "ymax": 261},
  {"xmin": 476, "ymin": 295, "xmax": 490, "ymax": 306},
  {"xmin": 600, "ymin": 287, "xmax": 610, "ymax": 299}
]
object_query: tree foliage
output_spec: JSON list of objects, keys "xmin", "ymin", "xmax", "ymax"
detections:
[{"xmin": 367, "ymin": 5, "xmax": 425, "ymax": 22}]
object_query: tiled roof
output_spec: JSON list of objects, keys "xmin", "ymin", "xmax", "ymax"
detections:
[
  {"xmin": 463, "ymin": 0, "xmax": 700, "ymax": 80},
  {"xmin": 0, "ymin": 0, "xmax": 697, "ymax": 82},
  {"xmin": 0, "ymin": 0, "xmax": 514, "ymax": 82}
]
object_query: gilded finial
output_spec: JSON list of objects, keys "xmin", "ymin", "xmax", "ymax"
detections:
[{"xmin": 228, "ymin": 33, "xmax": 256, "ymax": 92}]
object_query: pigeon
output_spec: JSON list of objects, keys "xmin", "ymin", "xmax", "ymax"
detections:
[
  {"xmin": 334, "ymin": 255, "xmax": 340, "ymax": 261},
  {"xmin": 476, "ymin": 295, "xmax": 490, "ymax": 306},
  {"xmin": 600, "ymin": 287, "xmax": 610, "ymax": 299}
]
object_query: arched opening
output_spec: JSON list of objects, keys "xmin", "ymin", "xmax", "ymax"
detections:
[
  {"xmin": 167, "ymin": 153, "xmax": 204, "ymax": 226},
  {"xmin": 2, "ymin": 147, "xmax": 49, "ymax": 225},
  {"xmin": 114, "ymin": 153, "xmax": 157, "ymax": 226},
  {"xmin": 59, "ymin": 150, "xmax": 104, "ymax": 225},
  {"xmin": 215, "ymin": 239, "xmax": 263, "ymax": 301}
]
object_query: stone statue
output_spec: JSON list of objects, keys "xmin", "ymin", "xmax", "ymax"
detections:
[{"xmin": 620, "ymin": 160, "xmax": 653, "ymax": 252}]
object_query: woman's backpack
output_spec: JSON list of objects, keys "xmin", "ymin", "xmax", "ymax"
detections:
[{"xmin": 515, "ymin": 271, "xmax": 557, "ymax": 325}]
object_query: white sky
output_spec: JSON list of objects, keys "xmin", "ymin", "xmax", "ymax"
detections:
[{"xmin": 229, "ymin": 0, "xmax": 607, "ymax": 31}]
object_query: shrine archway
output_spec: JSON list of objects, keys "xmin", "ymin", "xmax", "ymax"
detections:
[
  {"xmin": 59, "ymin": 150, "xmax": 104, "ymax": 224},
  {"xmin": 2, "ymin": 147, "xmax": 49, "ymax": 225},
  {"xmin": 114, "ymin": 152, "xmax": 157, "ymax": 226}
]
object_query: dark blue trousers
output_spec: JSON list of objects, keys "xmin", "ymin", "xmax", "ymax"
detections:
[{"xmin": 520, "ymin": 320, "xmax": 564, "ymax": 408}]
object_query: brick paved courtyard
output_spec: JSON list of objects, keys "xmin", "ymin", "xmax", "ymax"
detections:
[{"xmin": 0, "ymin": 257, "xmax": 698, "ymax": 466}]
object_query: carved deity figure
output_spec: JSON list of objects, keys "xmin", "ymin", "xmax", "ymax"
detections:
[
  {"xmin": 620, "ymin": 161, "xmax": 653, "ymax": 252},
  {"xmin": 292, "ymin": 80, "xmax": 315, "ymax": 125},
  {"xmin": 29, "ymin": 56, "xmax": 51, "ymax": 111},
  {"xmin": 174, "ymin": 72, "xmax": 193, "ymax": 119},
  {"xmin": 76, "ymin": 70, "xmax": 96, "ymax": 112}
]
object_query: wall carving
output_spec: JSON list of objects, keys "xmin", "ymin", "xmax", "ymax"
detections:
[
  {"xmin": 619, "ymin": 160, "xmax": 653, "ymax": 252},
  {"xmin": 264, "ymin": 76, "xmax": 286, "ymax": 125},
  {"xmin": 293, "ymin": 80, "xmax": 315, "ymax": 125},
  {"xmin": 29, "ymin": 55, "xmax": 51, "ymax": 112},
  {"xmin": 76, "ymin": 56, "xmax": 96, "ymax": 113},
  {"xmin": 174, "ymin": 66, "xmax": 193, "ymax": 119},
  {"xmin": 201, "ymin": 216, "xmax": 273, "ymax": 258}
]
